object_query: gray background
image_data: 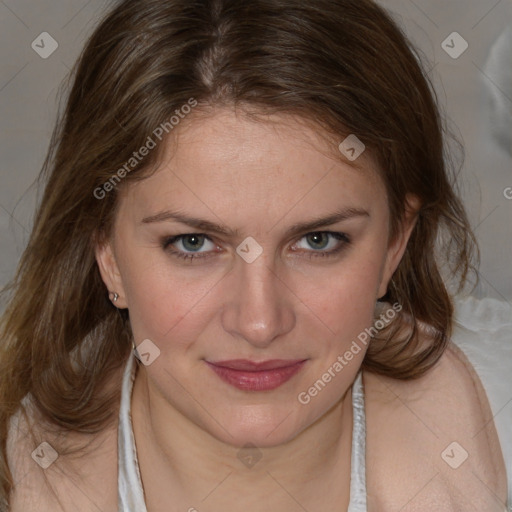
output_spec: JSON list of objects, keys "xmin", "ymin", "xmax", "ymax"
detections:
[
  {"xmin": 1, "ymin": 0, "xmax": 511, "ymax": 303},
  {"xmin": 0, "ymin": 0, "xmax": 511, "ymax": 507},
  {"xmin": 0, "ymin": 0, "xmax": 511, "ymax": 303}
]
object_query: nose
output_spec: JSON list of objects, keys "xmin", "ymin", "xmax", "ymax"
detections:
[{"xmin": 221, "ymin": 255, "xmax": 296, "ymax": 349}]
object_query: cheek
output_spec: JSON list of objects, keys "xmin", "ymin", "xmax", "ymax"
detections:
[
  {"xmin": 119, "ymin": 229, "xmax": 387, "ymax": 352},
  {"xmin": 298, "ymin": 256, "xmax": 384, "ymax": 340},
  {"xmin": 119, "ymin": 252, "xmax": 221, "ymax": 345}
]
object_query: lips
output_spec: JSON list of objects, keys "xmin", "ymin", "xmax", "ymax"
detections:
[
  {"xmin": 209, "ymin": 359, "xmax": 306, "ymax": 371},
  {"xmin": 205, "ymin": 359, "xmax": 307, "ymax": 391}
]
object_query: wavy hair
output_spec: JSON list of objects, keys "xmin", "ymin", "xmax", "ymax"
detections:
[{"xmin": 0, "ymin": 0, "xmax": 478, "ymax": 508}]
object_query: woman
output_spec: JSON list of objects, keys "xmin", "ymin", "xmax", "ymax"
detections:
[{"xmin": 0, "ymin": 0, "xmax": 507, "ymax": 510}]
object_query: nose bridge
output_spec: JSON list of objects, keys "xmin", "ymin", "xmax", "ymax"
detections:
[{"xmin": 221, "ymin": 254, "xmax": 295, "ymax": 348}]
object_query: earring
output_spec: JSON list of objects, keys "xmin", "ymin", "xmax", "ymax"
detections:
[{"xmin": 109, "ymin": 291, "xmax": 119, "ymax": 303}]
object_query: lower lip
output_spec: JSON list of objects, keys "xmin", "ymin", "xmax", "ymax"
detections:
[{"xmin": 206, "ymin": 361, "xmax": 306, "ymax": 391}]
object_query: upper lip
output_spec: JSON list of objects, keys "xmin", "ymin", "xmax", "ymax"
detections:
[{"xmin": 206, "ymin": 359, "xmax": 307, "ymax": 371}]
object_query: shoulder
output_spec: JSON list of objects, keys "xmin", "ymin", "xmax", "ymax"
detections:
[
  {"xmin": 364, "ymin": 332, "xmax": 508, "ymax": 511},
  {"xmin": 6, "ymin": 399, "xmax": 119, "ymax": 512}
]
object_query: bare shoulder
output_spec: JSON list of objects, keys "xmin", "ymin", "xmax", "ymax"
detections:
[
  {"xmin": 6, "ymin": 399, "xmax": 119, "ymax": 512},
  {"xmin": 365, "ymin": 332, "xmax": 508, "ymax": 511}
]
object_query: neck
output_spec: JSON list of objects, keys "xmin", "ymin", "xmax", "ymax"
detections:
[{"xmin": 131, "ymin": 362, "xmax": 354, "ymax": 509}]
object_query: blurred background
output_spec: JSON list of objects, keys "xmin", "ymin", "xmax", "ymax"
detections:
[{"xmin": 0, "ymin": 0, "xmax": 511, "ymax": 506}]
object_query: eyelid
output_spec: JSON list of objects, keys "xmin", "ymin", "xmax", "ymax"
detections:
[
  {"xmin": 161, "ymin": 233, "xmax": 218, "ymax": 257},
  {"xmin": 162, "ymin": 231, "xmax": 350, "ymax": 261},
  {"xmin": 291, "ymin": 231, "xmax": 349, "ymax": 250},
  {"xmin": 290, "ymin": 232, "xmax": 350, "ymax": 259}
]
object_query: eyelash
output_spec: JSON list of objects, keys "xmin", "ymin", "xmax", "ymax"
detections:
[{"xmin": 161, "ymin": 231, "xmax": 351, "ymax": 262}]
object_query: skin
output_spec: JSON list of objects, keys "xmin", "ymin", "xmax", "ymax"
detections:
[
  {"xmin": 7, "ymin": 108, "xmax": 506, "ymax": 512},
  {"xmin": 95, "ymin": 107, "xmax": 419, "ymax": 511}
]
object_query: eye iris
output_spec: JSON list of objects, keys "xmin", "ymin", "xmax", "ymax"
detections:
[
  {"xmin": 307, "ymin": 232, "xmax": 329, "ymax": 250},
  {"xmin": 182, "ymin": 234, "xmax": 204, "ymax": 251}
]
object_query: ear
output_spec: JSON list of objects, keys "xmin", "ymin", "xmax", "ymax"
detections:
[
  {"xmin": 95, "ymin": 235, "xmax": 128, "ymax": 309},
  {"xmin": 377, "ymin": 194, "xmax": 421, "ymax": 299}
]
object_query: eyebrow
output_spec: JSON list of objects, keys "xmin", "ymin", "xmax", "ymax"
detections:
[{"xmin": 140, "ymin": 206, "xmax": 370, "ymax": 238}]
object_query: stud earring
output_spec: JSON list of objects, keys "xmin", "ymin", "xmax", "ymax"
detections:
[{"xmin": 109, "ymin": 291, "xmax": 119, "ymax": 303}]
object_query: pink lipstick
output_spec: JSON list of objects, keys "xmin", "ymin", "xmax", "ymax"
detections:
[{"xmin": 205, "ymin": 359, "xmax": 307, "ymax": 391}]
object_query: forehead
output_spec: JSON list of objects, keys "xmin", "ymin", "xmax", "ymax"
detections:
[{"xmin": 119, "ymin": 107, "xmax": 386, "ymax": 224}]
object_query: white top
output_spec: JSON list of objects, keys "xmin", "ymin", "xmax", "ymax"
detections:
[{"xmin": 117, "ymin": 353, "xmax": 367, "ymax": 511}]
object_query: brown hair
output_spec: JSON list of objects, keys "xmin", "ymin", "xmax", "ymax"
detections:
[{"xmin": 0, "ymin": 0, "xmax": 478, "ymax": 508}]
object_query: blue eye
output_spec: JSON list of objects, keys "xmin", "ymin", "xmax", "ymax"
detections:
[
  {"xmin": 161, "ymin": 231, "xmax": 350, "ymax": 262},
  {"xmin": 162, "ymin": 234, "xmax": 217, "ymax": 261},
  {"xmin": 293, "ymin": 232, "xmax": 350, "ymax": 258}
]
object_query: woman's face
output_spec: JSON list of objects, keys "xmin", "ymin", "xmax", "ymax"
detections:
[{"xmin": 97, "ymin": 108, "xmax": 416, "ymax": 448}]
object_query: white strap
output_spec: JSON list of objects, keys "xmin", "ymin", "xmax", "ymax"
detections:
[{"xmin": 117, "ymin": 356, "xmax": 367, "ymax": 511}]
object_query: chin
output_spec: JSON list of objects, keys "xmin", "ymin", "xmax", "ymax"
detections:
[{"xmin": 207, "ymin": 408, "xmax": 306, "ymax": 449}]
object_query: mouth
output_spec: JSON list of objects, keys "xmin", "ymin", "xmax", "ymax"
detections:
[{"xmin": 205, "ymin": 359, "xmax": 307, "ymax": 391}]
